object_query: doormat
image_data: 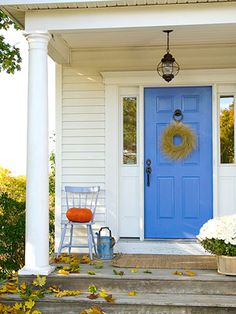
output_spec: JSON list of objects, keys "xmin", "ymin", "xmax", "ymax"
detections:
[{"xmin": 112, "ymin": 254, "xmax": 217, "ymax": 269}]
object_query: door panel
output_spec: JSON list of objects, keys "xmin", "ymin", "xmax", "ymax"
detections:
[{"xmin": 144, "ymin": 86, "xmax": 213, "ymax": 238}]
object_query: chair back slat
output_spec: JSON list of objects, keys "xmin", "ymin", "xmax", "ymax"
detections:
[{"xmin": 65, "ymin": 186, "xmax": 100, "ymax": 221}]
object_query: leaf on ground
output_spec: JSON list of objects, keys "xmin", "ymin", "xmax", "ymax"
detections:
[
  {"xmin": 99, "ymin": 288, "xmax": 108, "ymax": 298},
  {"xmin": 13, "ymin": 302, "xmax": 23, "ymax": 310},
  {"xmin": 81, "ymin": 255, "xmax": 91, "ymax": 264},
  {"xmin": 48, "ymin": 285, "xmax": 61, "ymax": 293},
  {"xmin": 173, "ymin": 271, "xmax": 184, "ymax": 276},
  {"xmin": 185, "ymin": 271, "xmax": 197, "ymax": 277},
  {"xmin": 130, "ymin": 268, "xmax": 138, "ymax": 273},
  {"xmin": 55, "ymin": 290, "xmax": 81, "ymax": 298},
  {"xmin": 113, "ymin": 269, "xmax": 124, "ymax": 276},
  {"xmin": 128, "ymin": 291, "xmax": 137, "ymax": 296},
  {"xmin": 104, "ymin": 294, "xmax": 115, "ymax": 303},
  {"xmin": 87, "ymin": 270, "xmax": 96, "ymax": 275},
  {"xmin": 58, "ymin": 269, "xmax": 70, "ymax": 275},
  {"xmin": 19, "ymin": 282, "xmax": 27, "ymax": 294},
  {"xmin": 32, "ymin": 310, "xmax": 42, "ymax": 314},
  {"xmin": 80, "ymin": 305, "xmax": 105, "ymax": 314},
  {"xmin": 87, "ymin": 293, "xmax": 99, "ymax": 300},
  {"xmin": 24, "ymin": 299, "xmax": 35, "ymax": 309},
  {"xmin": 62, "ymin": 266, "xmax": 71, "ymax": 271},
  {"xmin": 4, "ymin": 282, "xmax": 18, "ymax": 294},
  {"xmin": 143, "ymin": 270, "xmax": 152, "ymax": 274},
  {"xmin": 94, "ymin": 263, "xmax": 103, "ymax": 269},
  {"xmin": 88, "ymin": 285, "xmax": 97, "ymax": 294},
  {"xmin": 32, "ymin": 275, "xmax": 47, "ymax": 287}
]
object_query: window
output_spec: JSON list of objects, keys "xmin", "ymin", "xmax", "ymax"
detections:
[
  {"xmin": 122, "ymin": 97, "xmax": 137, "ymax": 165},
  {"xmin": 220, "ymin": 96, "xmax": 234, "ymax": 164}
]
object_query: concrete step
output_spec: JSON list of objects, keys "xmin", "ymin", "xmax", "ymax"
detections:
[
  {"xmin": 3, "ymin": 292, "xmax": 236, "ymax": 314},
  {"xmin": 19, "ymin": 267, "xmax": 236, "ymax": 296}
]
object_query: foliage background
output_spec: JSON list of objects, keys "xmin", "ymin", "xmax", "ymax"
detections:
[
  {"xmin": 0, "ymin": 157, "xmax": 55, "ymax": 280},
  {"xmin": 220, "ymin": 103, "xmax": 234, "ymax": 163}
]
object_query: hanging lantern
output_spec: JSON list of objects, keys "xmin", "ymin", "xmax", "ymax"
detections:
[{"xmin": 157, "ymin": 30, "xmax": 180, "ymax": 82}]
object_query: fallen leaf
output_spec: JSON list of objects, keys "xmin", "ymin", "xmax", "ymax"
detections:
[
  {"xmin": 33, "ymin": 275, "xmax": 47, "ymax": 287},
  {"xmin": 104, "ymin": 294, "xmax": 115, "ymax": 303},
  {"xmin": 5, "ymin": 282, "xmax": 18, "ymax": 294},
  {"xmin": 88, "ymin": 285, "xmax": 97, "ymax": 294},
  {"xmin": 13, "ymin": 302, "xmax": 23, "ymax": 310},
  {"xmin": 24, "ymin": 299, "xmax": 35, "ymax": 310},
  {"xmin": 48, "ymin": 285, "xmax": 61, "ymax": 293},
  {"xmin": 99, "ymin": 288, "xmax": 108, "ymax": 298},
  {"xmin": 87, "ymin": 293, "xmax": 99, "ymax": 300},
  {"xmin": 185, "ymin": 271, "xmax": 196, "ymax": 277},
  {"xmin": 87, "ymin": 270, "xmax": 96, "ymax": 275},
  {"xmin": 143, "ymin": 270, "xmax": 152, "ymax": 274},
  {"xmin": 58, "ymin": 269, "xmax": 70, "ymax": 275},
  {"xmin": 128, "ymin": 291, "xmax": 137, "ymax": 296},
  {"xmin": 55, "ymin": 290, "xmax": 81, "ymax": 298},
  {"xmin": 94, "ymin": 263, "xmax": 103, "ymax": 269},
  {"xmin": 113, "ymin": 269, "xmax": 124, "ymax": 276},
  {"xmin": 173, "ymin": 271, "xmax": 183, "ymax": 276},
  {"xmin": 20, "ymin": 282, "xmax": 27, "ymax": 293},
  {"xmin": 62, "ymin": 266, "xmax": 71, "ymax": 271},
  {"xmin": 80, "ymin": 305, "xmax": 105, "ymax": 314},
  {"xmin": 32, "ymin": 310, "xmax": 42, "ymax": 314},
  {"xmin": 131, "ymin": 268, "xmax": 138, "ymax": 273},
  {"xmin": 81, "ymin": 255, "xmax": 91, "ymax": 264}
]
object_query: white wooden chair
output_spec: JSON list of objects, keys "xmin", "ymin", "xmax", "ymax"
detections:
[{"xmin": 57, "ymin": 186, "xmax": 100, "ymax": 259}]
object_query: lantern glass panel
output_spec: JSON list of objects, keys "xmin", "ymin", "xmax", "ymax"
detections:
[{"xmin": 163, "ymin": 62, "xmax": 173, "ymax": 75}]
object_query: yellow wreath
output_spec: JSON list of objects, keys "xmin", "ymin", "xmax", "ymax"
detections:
[{"xmin": 161, "ymin": 122, "xmax": 196, "ymax": 160}]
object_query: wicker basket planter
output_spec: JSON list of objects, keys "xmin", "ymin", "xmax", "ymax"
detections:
[{"xmin": 217, "ymin": 256, "xmax": 236, "ymax": 276}]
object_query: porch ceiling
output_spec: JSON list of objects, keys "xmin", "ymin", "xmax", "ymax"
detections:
[{"xmin": 59, "ymin": 24, "xmax": 236, "ymax": 49}]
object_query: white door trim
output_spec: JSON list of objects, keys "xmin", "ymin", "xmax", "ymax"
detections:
[{"xmin": 101, "ymin": 69, "xmax": 236, "ymax": 240}]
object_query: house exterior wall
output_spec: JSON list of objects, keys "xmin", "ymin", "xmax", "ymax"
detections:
[
  {"xmin": 55, "ymin": 46, "xmax": 236, "ymax": 250},
  {"xmin": 55, "ymin": 65, "xmax": 106, "ymax": 248}
]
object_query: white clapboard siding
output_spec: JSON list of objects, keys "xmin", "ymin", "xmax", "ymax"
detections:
[
  {"xmin": 62, "ymin": 167, "xmax": 105, "ymax": 175},
  {"xmin": 62, "ymin": 159, "xmax": 105, "ymax": 168},
  {"xmin": 63, "ymin": 113, "xmax": 105, "ymax": 122},
  {"xmin": 62, "ymin": 152, "xmax": 104, "ymax": 160},
  {"xmin": 63, "ymin": 91, "xmax": 105, "ymax": 99},
  {"xmin": 62, "ymin": 136, "xmax": 105, "ymax": 144},
  {"xmin": 63, "ymin": 83, "xmax": 105, "ymax": 91},
  {"xmin": 63, "ymin": 98, "xmax": 105, "ymax": 106},
  {"xmin": 63, "ymin": 121, "xmax": 104, "ymax": 129},
  {"xmin": 59, "ymin": 65, "xmax": 106, "ymax": 249},
  {"xmin": 62, "ymin": 144, "xmax": 105, "ymax": 152},
  {"xmin": 63, "ymin": 129, "xmax": 105, "ymax": 137},
  {"xmin": 62, "ymin": 106, "xmax": 105, "ymax": 114}
]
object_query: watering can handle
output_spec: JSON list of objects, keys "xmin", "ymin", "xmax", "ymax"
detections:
[{"xmin": 98, "ymin": 227, "xmax": 112, "ymax": 237}]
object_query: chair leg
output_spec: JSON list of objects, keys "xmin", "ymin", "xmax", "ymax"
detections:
[
  {"xmin": 68, "ymin": 223, "xmax": 74, "ymax": 255},
  {"xmin": 90, "ymin": 225, "xmax": 97, "ymax": 256},
  {"xmin": 87, "ymin": 225, "xmax": 93, "ymax": 260},
  {"xmin": 57, "ymin": 223, "xmax": 68, "ymax": 257}
]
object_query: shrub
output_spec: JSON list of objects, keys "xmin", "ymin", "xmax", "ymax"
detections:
[
  {"xmin": 0, "ymin": 192, "xmax": 25, "ymax": 278},
  {"xmin": 0, "ymin": 163, "xmax": 55, "ymax": 279}
]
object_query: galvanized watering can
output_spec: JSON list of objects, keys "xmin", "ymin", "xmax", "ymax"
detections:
[{"xmin": 96, "ymin": 227, "xmax": 115, "ymax": 260}]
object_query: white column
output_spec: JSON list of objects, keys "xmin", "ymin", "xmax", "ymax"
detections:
[{"xmin": 19, "ymin": 32, "xmax": 54, "ymax": 275}]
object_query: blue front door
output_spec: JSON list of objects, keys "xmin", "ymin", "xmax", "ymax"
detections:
[{"xmin": 144, "ymin": 87, "xmax": 213, "ymax": 238}]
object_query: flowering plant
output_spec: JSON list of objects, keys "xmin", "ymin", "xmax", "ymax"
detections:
[{"xmin": 197, "ymin": 215, "xmax": 236, "ymax": 256}]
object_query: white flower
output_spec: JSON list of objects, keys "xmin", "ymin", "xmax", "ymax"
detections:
[{"xmin": 197, "ymin": 214, "xmax": 236, "ymax": 246}]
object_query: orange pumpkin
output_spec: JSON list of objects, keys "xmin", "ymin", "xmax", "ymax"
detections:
[{"xmin": 66, "ymin": 207, "xmax": 93, "ymax": 222}]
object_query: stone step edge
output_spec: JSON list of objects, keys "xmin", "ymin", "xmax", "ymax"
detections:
[
  {"xmin": 19, "ymin": 273, "xmax": 236, "ymax": 283},
  {"xmin": 2, "ymin": 293, "xmax": 236, "ymax": 308}
]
